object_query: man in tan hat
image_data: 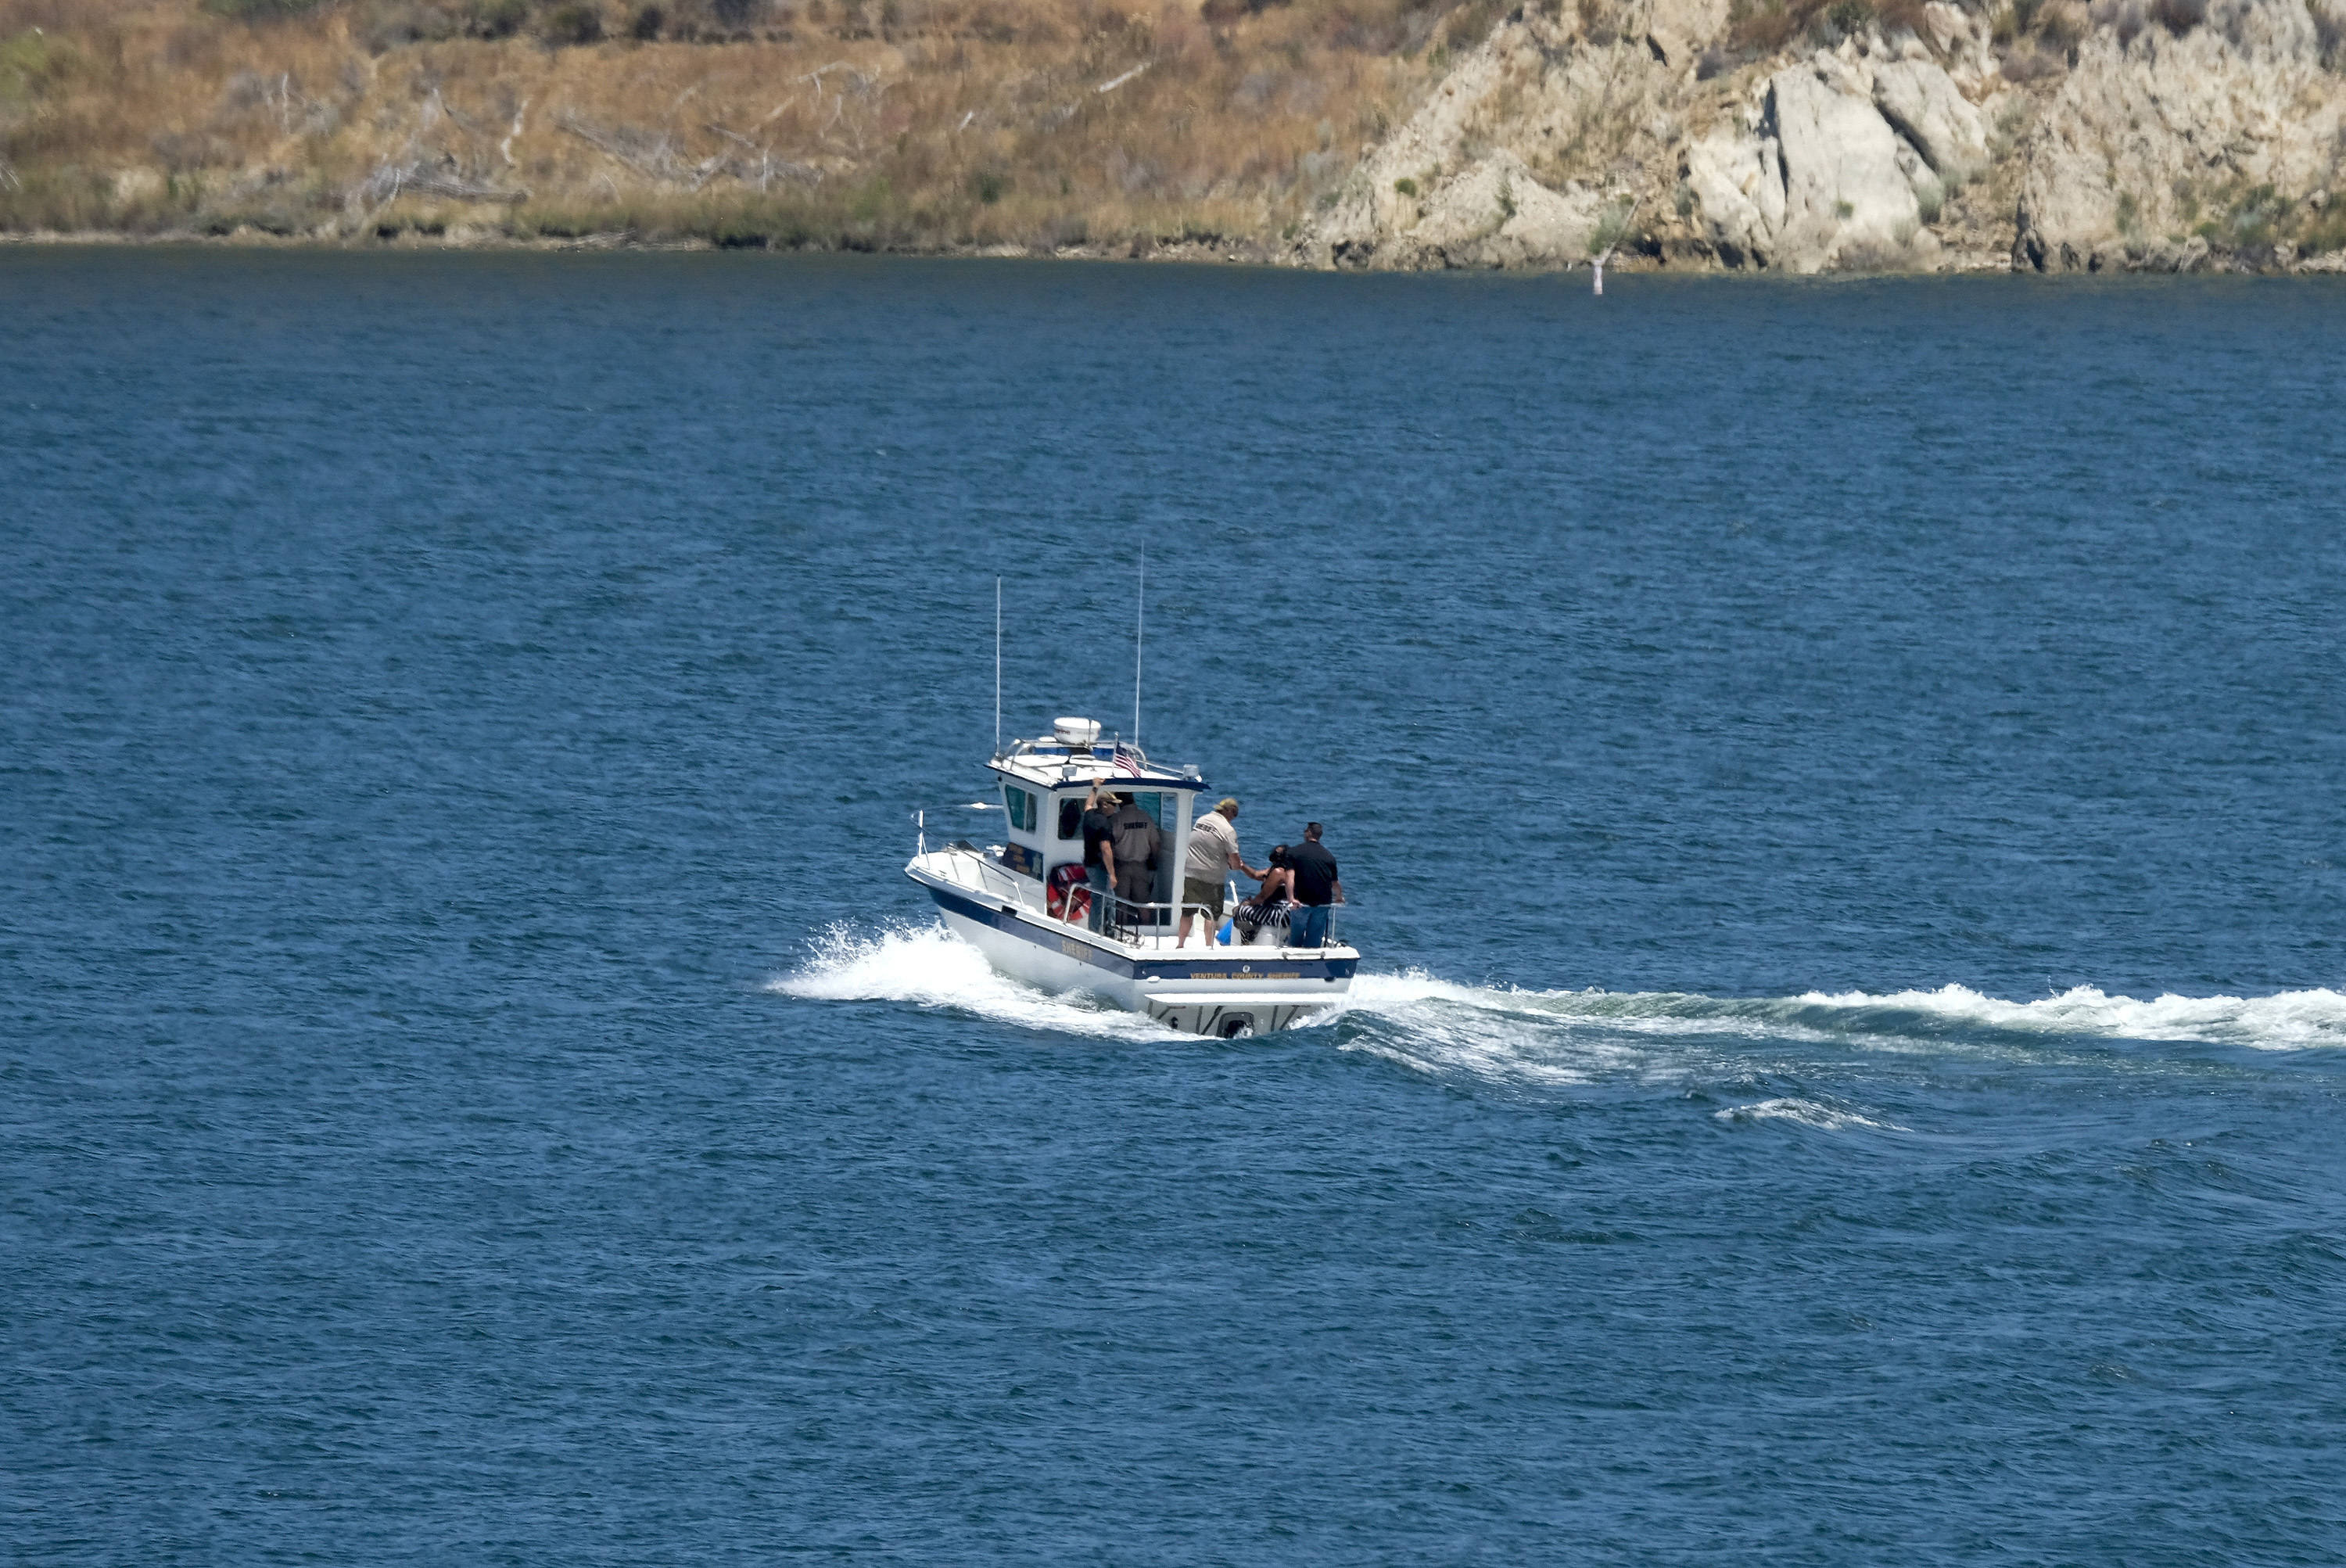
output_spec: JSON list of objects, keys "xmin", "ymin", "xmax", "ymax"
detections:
[{"xmin": 1178, "ymin": 796, "xmax": 1268, "ymax": 947}]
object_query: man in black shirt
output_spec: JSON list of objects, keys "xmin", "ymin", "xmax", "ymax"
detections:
[
  {"xmin": 1284, "ymin": 821, "xmax": 1343, "ymax": 948},
  {"xmin": 1080, "ymin": 784, "xmax": 1120, "ymax": 934}
]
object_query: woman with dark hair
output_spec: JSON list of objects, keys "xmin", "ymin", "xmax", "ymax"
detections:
[{"xmin": 1231, "ymin": 845, "xmax": 1294, "ymax": 946}]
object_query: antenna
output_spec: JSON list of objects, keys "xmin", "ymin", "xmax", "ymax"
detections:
[
  {"xmin": 993, "ymin": 576, "xmax": 1003, "ymax": 757},
  {"xmin": 1132, "ymin": 549, "xmax": 1145, "ymax": 750}
]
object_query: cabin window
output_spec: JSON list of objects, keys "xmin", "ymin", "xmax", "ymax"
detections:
[
  {"xmin": 1057, "ymin": 797, "xmax": 1083, "ymax": 840},
  {"xmin": 1003, "ymin": 785, "xmax": 1038, "ymax": 834}
]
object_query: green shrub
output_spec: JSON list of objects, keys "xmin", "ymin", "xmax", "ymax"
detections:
[
  {"xmin": 1587, "ymin": 195, "xmax": 1637, "ymax": 255},
  {"xmin": 0, "ymin": 28, "xmax": 79, "ymax": 102},
  {"xmin": 2227, "ymin": 183, "xmax": 2285, "ymax": 246},
  {"xmin": 1824, "ymin": 0, "xmax": 1875, "ymax": 34},
  {"xmin": 2296, "ymin": 199, "xmax": 2346, "ymax": 255},
  {"xmin": 541, "ymin": 2, "xmax": 604, "ymax": 44},
  {"xmin": 203, "ymin": 0, "xmax": 333, "ymax": 16},
  {"xmin": 474, "ymin": 0, "xmax": 530, "ymax": 34},
  {"xmin": 970, "ymin": 170, "xmax": 1006, "ymax": 204},
  {"xmin": 1393, "ymin": 176, "xmax": 1416, "ymax": 196}
]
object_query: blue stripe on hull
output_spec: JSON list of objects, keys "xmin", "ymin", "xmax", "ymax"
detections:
[{"xmin": 920, "ymin": 881, "xmax": 1357, "ymax": 985}]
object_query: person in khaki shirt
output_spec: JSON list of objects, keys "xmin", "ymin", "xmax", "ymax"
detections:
[
  {"xmin": 1108, "ymin": 794, "xmax": 1162, "ymax": 921},
  {"xmin": 1178, "ymin": 797, "xmax": 1268, "ymax": 947}
]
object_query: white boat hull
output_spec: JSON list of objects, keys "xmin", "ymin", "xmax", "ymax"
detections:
[{"xmin": 907, "ymin": 849, "xmax": 1354, "ymax": 1035}]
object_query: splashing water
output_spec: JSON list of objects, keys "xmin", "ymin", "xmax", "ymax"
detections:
[
  {"xmin": 768, "ymin": 921, "xmax": 1170, "ymax": 1041},
  {"xmin": 1712, "ymin": 1097, "xmax": 1912, "ymax": 1133},
  {"xmin": 1779, "ymin": 983, "xmax": 2346, "ymax": 1050},
  {"xmin": 775, "ymin": 926, "xmax": 2346, "ymax": 1084}
]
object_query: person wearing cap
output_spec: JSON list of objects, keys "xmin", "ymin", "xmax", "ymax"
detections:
[
  {"xmin": 1283, "ymin": 821, "xmax": 1342, "ymax": 948},
  {"xmin": 1178, "ymin": 796, "xmax": 1267, "ymax": 947},
  {"xmin": 1079, "ymin": 780, "xmax": 1119, "ymax": 934}
]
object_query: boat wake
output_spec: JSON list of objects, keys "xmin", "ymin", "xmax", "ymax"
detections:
[
  {"xmin": 1329, "ymin": 971, "xmax": 2346, "ymax": 1092},
  {"xmin": 1712, "ymin": 1097, "xmax": 1911, "ymax": 1132},
  {"xmin": 768, "ymin": 920, "xmax": 1170, "ymax": 1040},
  {"xmin": 772, "ymin": 923, "xmax": 2346, "ymax": 1072},
  {"xmin": 1340, "ymin": 971, "xmax": 2346, "ymax": 1051}
]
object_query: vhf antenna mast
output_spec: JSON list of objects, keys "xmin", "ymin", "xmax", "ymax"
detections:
[
  {"xmin": 1132, "ymin": 550, "xmax": 1145, "ymax": 751},
  {"xmin": 993, "ymin": 576, "xmax": 1003, "ymax": 757}
]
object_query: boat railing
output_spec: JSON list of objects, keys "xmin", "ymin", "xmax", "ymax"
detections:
[
  {"xmin": 1218, "ymin": 896, "xmax": 1342, "ymax": 950},
  {"xmin": 934, "ymin": 843, "xmax": 1031, "ymax": 903},
  {"xmin": 1046, "ymin": 887, "xmax": 1213, "ymax": 941},
  {"xmin": 1074, "ymin": 893, "xmax": 1342, "ymax": 951}
]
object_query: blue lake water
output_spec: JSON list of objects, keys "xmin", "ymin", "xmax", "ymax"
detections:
[{"xmin": 5, "ymin": 249, "xmax": 2345, "ymax": 1564}]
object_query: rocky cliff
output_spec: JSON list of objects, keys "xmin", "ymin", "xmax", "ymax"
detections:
[{"xmin": 1297, "ymin": 0, "xmax": 2346, "ymax": 272}]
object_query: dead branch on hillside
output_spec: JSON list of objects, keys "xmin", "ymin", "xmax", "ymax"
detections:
[
  {"xmin": 705, "ymin": 124, "xmax": 823, "ymax": 189},
  {"xmin": 360, "ymin": 160, "xmax": 529, "ymax": 205},
  {"xmin": 785, "ymin": 61, "xmax": 889, "ymax": 156},
  {"xmin": 431, "ymin": 88, "xmax": 490, "ymax": 140},
  {"xmin": 802, "ymin": 62, "xmax": 874, "ymax": 91},
  {"xmin": 500, "ymin": 98, "xmax": 529, "ymax": 168},
  {"xmin": 557, "ymin": 109, "xmax": 680, "ymax": 181}
]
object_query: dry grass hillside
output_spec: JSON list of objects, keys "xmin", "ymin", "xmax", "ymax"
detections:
[{"xmin": 0, "ymin": 0, "xmax": 1503, "ymax": 249}]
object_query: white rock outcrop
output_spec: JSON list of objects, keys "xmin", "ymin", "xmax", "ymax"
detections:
[
  {"xmin": 1293, "ymin": 0, "xmax": 2346, "ymax": 274},
  {"xmin": 1645, "ymin": 0, "xmax": 1731, "ymax": 67},
  {"xmin": 2014, "ymin": 0, "xmax": 2346, "ymax": 270},
  {"xmin": 1871, "ymin": 57, "xmax": 1990, "ymax": 179},
  {"xmin": 1390, "ymin": 150, "xmax": 1613, "ymax": 268},
  {"xmin": 1770, "ymin": 57, "xmax": 1931, "ymax": 266},
  {"xmin": 1684, "ymin": 48, "xmax": 1964, "ymax": 271},
  {"xmin": 1293, "ymin": 5, "xmax": 1704, "ymax": 270}
]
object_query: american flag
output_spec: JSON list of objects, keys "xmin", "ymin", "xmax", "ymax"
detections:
[{"xmin": 1112, "ymin": 745, "xmax": 1146, "ymax": 777}]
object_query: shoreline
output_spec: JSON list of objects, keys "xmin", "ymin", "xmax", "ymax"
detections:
[{"xmin": 10, "ymin": 227, "xmax": 2345, "ymax": 276}]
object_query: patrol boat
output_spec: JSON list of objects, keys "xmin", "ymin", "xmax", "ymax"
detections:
[{"xmin": 904, "ymin": 717, "xmax": 1358, "ymax": 1035}]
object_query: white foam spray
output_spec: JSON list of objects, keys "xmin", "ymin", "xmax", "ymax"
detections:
[
  {"xmin": 772, "ymin": 926, "xmax": 2346, "ymax": 1065},
  {"xmin": 767, "ymin": 921, "xmax": 1168, "ymax": 1041},
  {"xmin": 1712, "ymin": 1097, "xmax": 1910, "ymax": 1133},
  {"xmin": 1781, "ymin": 982, "xmax": 2346, "ymax": 1050}
]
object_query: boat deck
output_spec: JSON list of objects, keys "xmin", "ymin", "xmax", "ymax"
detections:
[{"xmin": 922, "ymin": 841, "xmax": 1354, "ymax": 960}]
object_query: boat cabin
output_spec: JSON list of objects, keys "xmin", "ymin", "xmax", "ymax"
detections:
[{"xmin": 989, "ymin": 716, "xmax": 1203, "ymax": 931}]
